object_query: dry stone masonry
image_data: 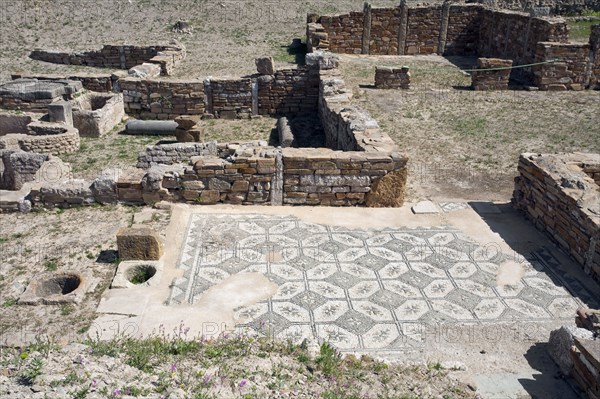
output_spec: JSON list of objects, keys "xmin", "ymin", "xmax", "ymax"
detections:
[
  {"xmin": 72, "ymin": 92, "xmax": 124, "ymax": 137},
  {"xmin": 30, "ymin": 42, "xmax": 186, "ymax": 76},
  {"xmin": 513, "ymin": 153, "xmax": 600, "ymax": 281},
  {"xmin": 307, "ymin": 3, "xmax": 599, "ymax": 89},
  {"xmin": 374, "ymin": 66, "xmax": 411, "ymax": 89},
  {"xmin": 471, "ymin": 58, "xmax": 513, "ymax": 90}
]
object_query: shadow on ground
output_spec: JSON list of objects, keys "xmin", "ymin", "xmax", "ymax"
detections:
[{"xmin": 519, "ymin": 342, "xmax": 582, "ymax": 399}]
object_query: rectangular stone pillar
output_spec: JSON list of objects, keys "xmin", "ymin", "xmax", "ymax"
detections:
[
  {"xmin": 438, "ymin": 1, "xmax": 451, "ymax": 55},
  {"xmin": 362, "ymin": 2, "xmax": 372, "ymax": 55},
  {"xmin": 397, "ymin": 0, "xmax": 408, "ymax": 55}
]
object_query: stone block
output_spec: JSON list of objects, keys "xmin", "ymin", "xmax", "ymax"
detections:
[
  {"xmin": 128, "ymin": 63, "xmax": 161, "ymax": 78},
  {"xmin": 175, "ymin": 127, "xmax": 204, "ymax": 142},
  {"xmin": 174, "ymin": 115, "xmax": 201, "ymax": 130},
  {"xmin": 116, "ymin": 226, "xmax": 164, "ymax": 260},
  {"xmin": 256, "ymin": 57, "xmax": 275, "ymax": 75},
  {"xmin": 199, "ymin": 189, "xmax": 220, "ymax": 204},
  {"xmin": 48, "ymin": 100, "xmax": 73, "ymax": 126}
]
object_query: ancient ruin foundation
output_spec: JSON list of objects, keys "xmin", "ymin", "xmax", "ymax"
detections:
[{"xmin": 513, "ymin": 153, "xmax": 600, "ymax": 280}]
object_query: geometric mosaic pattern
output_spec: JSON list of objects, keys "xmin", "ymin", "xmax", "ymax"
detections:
[{"xmin": 170, "ymin": 214, "xmax": 595, "ymax": 352}]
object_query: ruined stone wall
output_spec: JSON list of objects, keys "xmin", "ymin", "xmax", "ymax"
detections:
[
  {"xmin": 472, "ymin": 58, "xmax": 513, "ymax": 90},
  {"xmin": 257, "ymin": 67, "xmax": 320, "ymax": 116},
  {"xmin": 282, "ymin": 148, "xmax": 405, "ymax": 206},
  {"xmin": 207, "ymin": 78, "xmax": 253, "ymax": 119},
  {"xmin": 375, "ymin": 66, "xmax": 411, "ymax": 89},
  {"xmin": 136, "ymin": 142, "xmax": 218, "ymax": 168},
  {"xmin": 533, "ymin": 42, "xmax": 591, "ymax": 90},
  {"xmin": 29, "ymin": 44, "xmax": 185, "ymax": 76},
  {"xmin": 591, "ymin": 24, "xmax": 600, "ymax": 89},
  {"xmin": 445, "ymin": 5, "xmax": 483, "ymax": 55},
  {"xmin": 477, "ymin": 9, "xmax": 569, "ymax": 81},
  {"xmin": 513, "ymin": 153, "xmax": 600, "ymax": 281},
  {"xmin": 11, "ymin": 72, "xmax": 115, "ymax": 92},
  {"xmin": 370, "ymin": 8, "xmax": 402, "ymax": 55},
  {"xmin": 406, "ymin": 6, "xmax": 443, "ymax": 55},
  {"xmin": 319, "ymin": 12, "xmax": 365, "ymax": 54},
  {"xmin": 0, "ymin": 150, "xmax": 49, "ymax": 190},
  {"xmin": 121, "ymin": 67, "xmax": 320, "ymax": 120},
  {"xmin": 470, "ymin": 0, "xmax": 600, "ymax": 15},
  {"xmin": 0, "ymin": 123, "xmax": 80, "ymax": 156},
  {"xmin": 120, "ymin": 78, "xmax": 205, "ymax": 119},
  {"xmin": 311, "ymin": 4, "xmax": 571, "ymax": 76}
]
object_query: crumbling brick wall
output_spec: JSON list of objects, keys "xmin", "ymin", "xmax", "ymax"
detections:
[{"xmin": 513, "ymin": 153, "xmax": 600, "ymax": 281}]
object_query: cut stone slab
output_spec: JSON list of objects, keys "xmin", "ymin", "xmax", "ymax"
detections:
[
  {"xmin": 47, "ymin": 100, "xmax": 73, "ymax": 126},
  {"xmin": 470, "ymin": 201, "xmax": 502, "ymax": 214},
  {"xmin": 116, "ymin": 226, "xmax": 164, "ymax": 260},
  {"xmin": 19, "ymin": 271, "xmax": 95, "ymax": 305},
  {"xmin": 128, "ymin": 63, "xmax": 161, "ymax": 78},
  {"xmin": 411, "ymin": 200, "xmax": 440, "ymax": 214}
]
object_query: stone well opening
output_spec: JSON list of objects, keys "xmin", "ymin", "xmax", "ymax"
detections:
[
  {"xmin": 125, "ymin": 263, "xmax": 157, "ymax": 285},
  {"xmin": 33, "ymin": 273, "xmax": 81, "ymax": 297}
]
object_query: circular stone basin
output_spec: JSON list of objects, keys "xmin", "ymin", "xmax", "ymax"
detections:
[
  {"xmin": 34, "ymin": 273, "xmax": 81, "ymax": 297},
  {"xmin": 126, "ymin": 264, "xmax": 157, "ymax": 285}
]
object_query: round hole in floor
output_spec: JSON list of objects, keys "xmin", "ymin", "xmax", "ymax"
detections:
[
  {"xmin": 35, "ymin": 274, "xmax": 81, "ymax": 297},
  {"xmin": 126, "ymin": 264, "xmax": 157, "ymax": 285}
]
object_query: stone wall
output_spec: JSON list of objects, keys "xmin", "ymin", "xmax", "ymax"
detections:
[
  {"xmin": 469, "ymin": 0, "xmax": 600, "ymax": 15},
  {"xmin": 0, "ymin": 150, "xmax": 49, "ymax": 190},
  {"xmin": 72, "ymin": 93, "xmax": 125, "ymax": 137},
  {"xmin": 406, "ymin": 6, "xmax": 443, "ymax": 55},
  {"xmin": 512, "ymin": 153, "xmax": 600, "ymax": 281},
  {"xmin": 121, "ymin": 66, "xmax": 320, "ymax": 120},
  {"xmin": 281, "ymin": 148, "xmax": 406, "ymax": 206},
  {"xmin": 256, "ymin": 67, "xmax": 320, "ymax": 116},
  {"xmin": 120, "ymin": 78, "xmax": 205, "ymax": 119},
  {"xmin": 0, "ymin": 122, "xmax": 80, "ymax": 155},
  {"xmin": 319, "ymin": 12, "xmax": 365, "ymax": 54},
  {"xmin": 445, "ymin": 5, "xmax": 483, "ymax": 55},
  {"xmin": 370, "ymin": 7, "xmax": 402, "ymax": 55},
  {"xmin": 471, "ymin": 58, "xmax": 513, "ymax": 90},
  {"xmin": 375, "ymin": 66, "xmax": 411, "ymax": 89},
  {"xmin": 590, "ymin": 24, "xmax": 600, "ymax": 89},
  {"xmin": 136, "ymin": 142, "xmax": 218, "ymax": 168},
  {"xmin": 309, "ymin": 4, "xmax": 584, "ymax": 85},
  {"xmin": 29, "ymin": 43, "xmax": 185, "ymax": 76},
  {"xmin": 11, "ymin": 72, "xmax": 116, "ymax": 92},
  {"xmin": 207, "ymin": 78, "xmax": 253, "ymax": 119},
  {"xmin": 477, "ymin": 9, "xmax": 569, "ymax": 81},
  {"xmin": 533, "ymin": 42, "xmax": 592, "ymax": 90}
]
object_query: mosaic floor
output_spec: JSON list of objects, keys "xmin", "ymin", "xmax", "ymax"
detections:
[{"xmin": 169, "ymin": 214, "xmax": 596, "ymax": 351}]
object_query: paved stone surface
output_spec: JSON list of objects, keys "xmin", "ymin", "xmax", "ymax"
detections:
[
  {"xmin": 439, "ymin": 202, "xmax": 470, "ymax": 213},
  {"xmin": 411, "ymin": 200, "xmax": 440, "ymax": 214},
  {"xmin": 168, "ymin": 213, "xmax": 594, "ymax": 352}
]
